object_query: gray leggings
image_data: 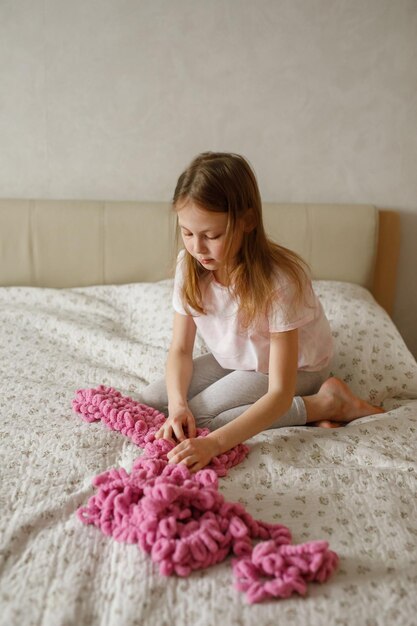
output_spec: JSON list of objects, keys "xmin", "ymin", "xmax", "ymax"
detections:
[{"xmin": 141, "ymin": 353, "xmax": 330, "ymax": 431}]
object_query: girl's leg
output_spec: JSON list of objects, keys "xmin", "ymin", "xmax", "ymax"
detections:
[
  {"xmin": 198, "ymin": 368, "xmax": 329, "ymax": 431},
  {"xmin": 203, "ymin": 369, "xmax": 384, "ymax": 431},
  {"xmin": 188, "ymin": 369, "xmax": 270, "ymax": 429},
  {"xmin": 140, "ymin": 353, "xmax": 232, "ymax": 414}
]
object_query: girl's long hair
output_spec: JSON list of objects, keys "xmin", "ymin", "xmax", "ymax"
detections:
[{"xmin": 173, "ymin": 152, "xmax": 310, "ymax": 328}]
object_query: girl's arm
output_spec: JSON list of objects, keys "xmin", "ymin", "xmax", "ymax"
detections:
[
  {"xmin": 208, "ymin": 328, "xmax": 298, "ymax": 454},
  {"xmin": 167, "ymin": 328, "xmax": 299, "ymax": 470},
  {"xmin": 155, "ymin": 312, "xmax": 197, "ymax": 442}
]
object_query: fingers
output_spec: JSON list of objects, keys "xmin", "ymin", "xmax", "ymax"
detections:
[
  {"xmin": 166, "ymin": 440, "xmax": 202, "ymax": 472},
  {"xmin": 187, "ymin": 414, "xmax": 197, "ymax": 438},
  {"xmin": 172, "ymin": 421, "xmax": 186, "ymax": 442},
  {"xmin": 154, "ymin": 425, "xmax": 176, "ymax": 444},
  {"xmin": 156, "ymin": 410, "xmax": 196, "ymax": 443},
  {"xmin": 167, "ymin": 443, "xmax": 182, "ymax": 462},
  {"xmin": 168, "ymin": 450, "xmax": 199, "ymax": 473},
  {"xmin": 167, "ymin": 441, "xmax": 191, "ymax": 464}
]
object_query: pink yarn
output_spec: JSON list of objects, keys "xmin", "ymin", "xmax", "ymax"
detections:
[
  {"xmin": 232, "ymin": 540, "xmax": 339, "ymax": 603},
  {"xmin": 73, "ymin": 385, "xmax": 339, "ymax": 603},
  {"xmin": 72, "ymin": 385, "xmax": 249, "ymax": 476}
]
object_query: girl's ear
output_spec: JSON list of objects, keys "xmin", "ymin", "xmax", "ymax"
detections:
[{"xmin": 243, "ymin": 208, "xmax": 256, "ymax": 233}]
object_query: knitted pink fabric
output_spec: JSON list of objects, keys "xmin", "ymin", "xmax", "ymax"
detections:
[
  {"xmin": 73, "ymin": 385, "xmax": 248, "ymax": 476},
  {"xmin": 73, "ymin": 385, "xmax": 339, "ymax": 603}
]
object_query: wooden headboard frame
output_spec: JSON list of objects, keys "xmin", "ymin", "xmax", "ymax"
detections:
[{"xmin": 373, "ymin": 210, "xmax": 401, "ymax": 316}]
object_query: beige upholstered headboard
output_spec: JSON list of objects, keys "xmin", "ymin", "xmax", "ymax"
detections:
[{"xmin": 0, "ymin": 200, "xmax": 400, "ymax": 315}]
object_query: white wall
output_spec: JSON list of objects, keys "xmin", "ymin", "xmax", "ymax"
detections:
[{"xmin": 1, "ymin": 0, "xmax": 416, "ymax": 357}]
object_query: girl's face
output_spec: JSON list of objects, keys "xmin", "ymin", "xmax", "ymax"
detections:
[{"xmin": 176, "ymin": 200, "xmax": 244, "ymax": 284}]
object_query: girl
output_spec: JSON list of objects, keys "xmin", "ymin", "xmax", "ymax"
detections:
[{"xmin": 142, "ymin": 152, "xmax": 383, "ymax": 473}]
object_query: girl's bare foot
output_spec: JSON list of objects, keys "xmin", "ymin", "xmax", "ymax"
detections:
[
  {"xmin": 309, "ymin": 419, "xmax": 342, "ymax": 428},
  {"xmin": 304, "ymin": 377, "xmax": 384, "ymax": 428}
]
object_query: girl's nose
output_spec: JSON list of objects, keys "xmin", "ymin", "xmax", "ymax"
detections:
[{"xmin": 194, "ymin": 238, "xmax": 207, "ymax": 254}]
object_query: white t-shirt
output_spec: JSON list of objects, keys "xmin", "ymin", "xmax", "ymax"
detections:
[{"xmin": 172, "ymin": 250, "xmax": 333, "ymax": 374}]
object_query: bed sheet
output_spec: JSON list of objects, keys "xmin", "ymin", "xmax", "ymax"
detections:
[{"xmin": 1, "ymin": 280, "xmax": 417, "ymax": 626}]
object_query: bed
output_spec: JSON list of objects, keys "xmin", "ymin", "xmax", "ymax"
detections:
[{"xmin": 1, "ymin": 200, "xmax": 416, "ymax": 626}]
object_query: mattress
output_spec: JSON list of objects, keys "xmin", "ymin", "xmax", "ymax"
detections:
[{"xmin": 1, "ymin": 279, "xmax": 417, "ymax": 626}]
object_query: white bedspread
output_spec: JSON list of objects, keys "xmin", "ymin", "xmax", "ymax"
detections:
[{"xmin": 1, "ymin": 280, "xmax": 417, "ymax": 626}]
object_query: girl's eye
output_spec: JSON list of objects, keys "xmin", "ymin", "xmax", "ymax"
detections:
[{"xmin": 181, "ymin": 231, "xmax": 221, "ymax": 240}]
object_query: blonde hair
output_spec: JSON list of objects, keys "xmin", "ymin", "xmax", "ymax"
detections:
[{"xmin": 173, "ymin": 151, "xmax": 310, "ymax": 328}]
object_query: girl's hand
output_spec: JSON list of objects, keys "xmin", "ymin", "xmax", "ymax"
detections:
[
  {"xmin": 167, "ymin": 436, "xmax": 219, "ymax": 473},
  {"xmin": 154, "ymin": 405, "xmax": 196, "ymax": 443}
]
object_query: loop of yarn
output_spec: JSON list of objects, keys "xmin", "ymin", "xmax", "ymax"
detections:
[
  {"xmin": 232, "ymin": 539, "xmax": 339, "ymax": 603},
  {"xmin": 73, "ymin": 386, "xmax": 339, "ymax": 603}
]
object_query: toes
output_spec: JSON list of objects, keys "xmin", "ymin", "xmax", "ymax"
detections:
[{"xmin": 310, "ymin": 420, "xmax": 342, "ymax": 429}]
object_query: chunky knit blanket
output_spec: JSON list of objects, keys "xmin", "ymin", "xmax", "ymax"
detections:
[{"xmin": 73, "ymin": 385, "xmax": 338, "ymax": 604}]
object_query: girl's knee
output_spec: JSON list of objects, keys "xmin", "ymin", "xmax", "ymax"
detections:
[
  {"xmin": 194, "ymin": 415, "xmax": 215, "ymax": 430},
  {"xmin": 140, "ymin": 382, "xmax": 168, "ymax": 414}
]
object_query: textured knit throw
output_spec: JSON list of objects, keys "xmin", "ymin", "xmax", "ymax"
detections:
[{"xmin": 73, "ymin": 385, "xmax": 339, "ymax": 603}]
